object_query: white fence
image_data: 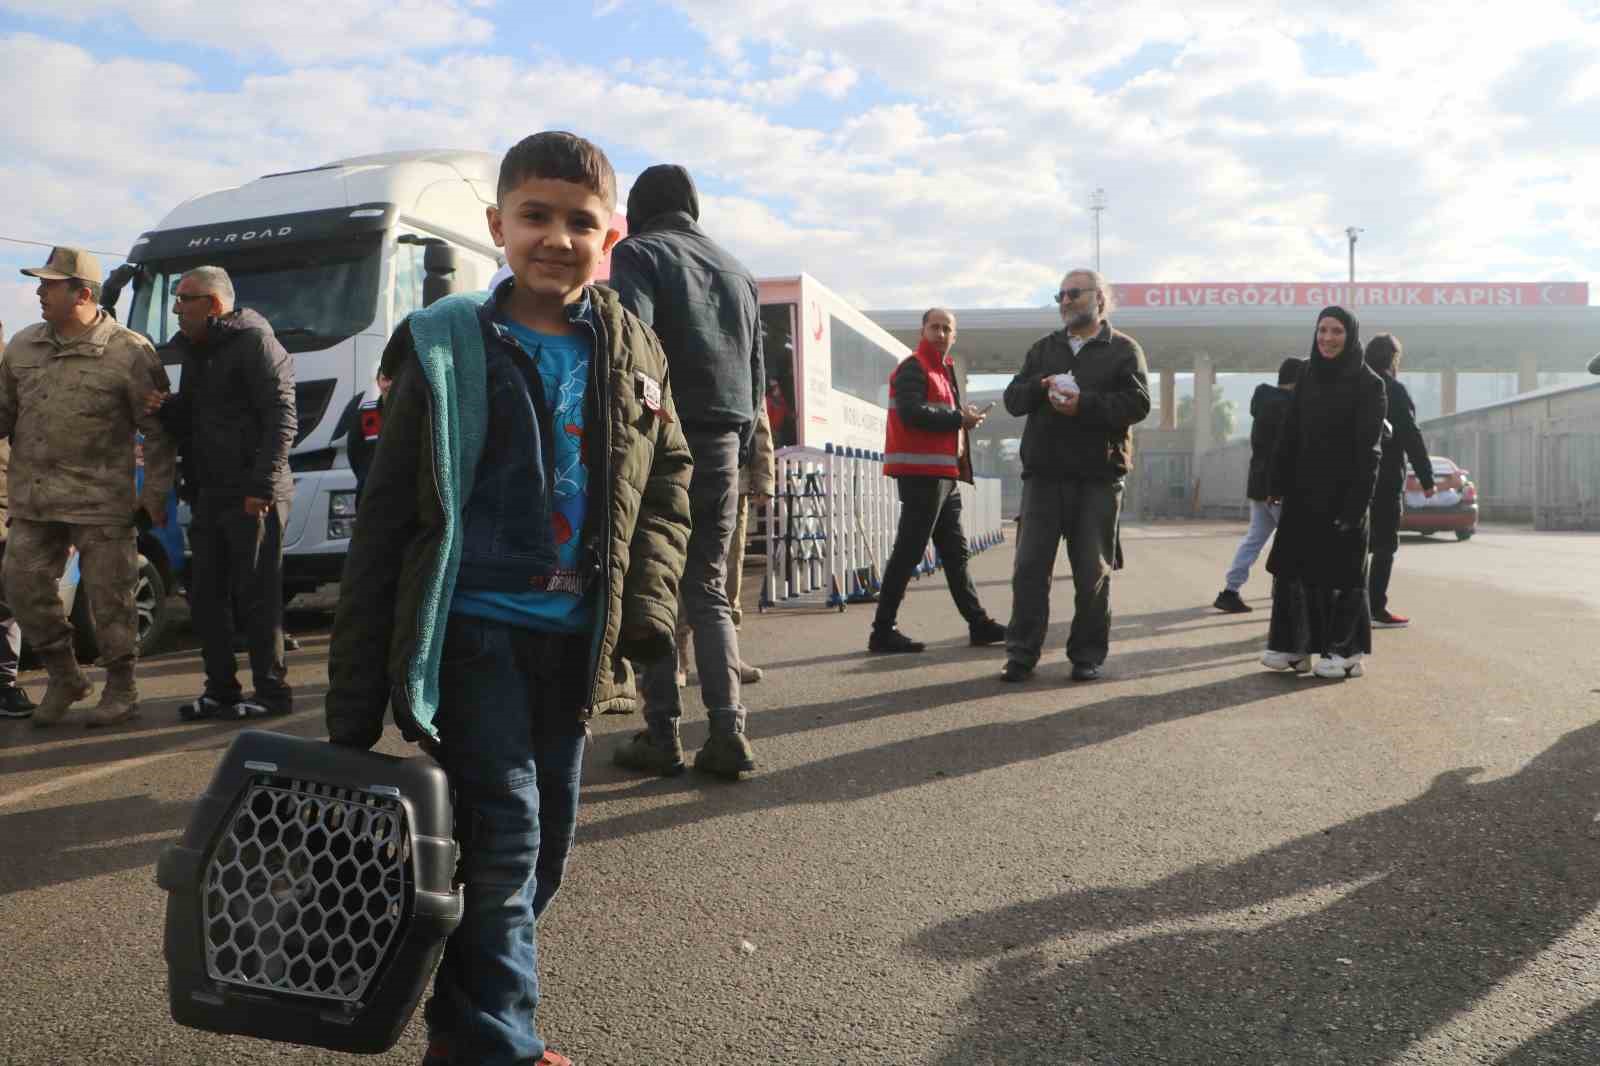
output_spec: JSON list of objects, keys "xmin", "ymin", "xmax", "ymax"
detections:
[{"xmin": 761, "ymin": 445, "xmax": 1005, "ymax": 612}]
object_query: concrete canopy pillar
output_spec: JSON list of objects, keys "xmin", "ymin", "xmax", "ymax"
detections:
[
  {"xmin": 1518, "ymin": 351, "xmax": 1538, "ymax": 394},
  {"xmin": 1193, "ymin": 353, "xmax": 1215, "ymax": 455},
  {"xmin": 1160, "ymin": 369, "xmax": 1177, "ymax": 430},
  {"xmin": 1441, "ymin": 368, "xmax": 1458, "ymax": 416}
]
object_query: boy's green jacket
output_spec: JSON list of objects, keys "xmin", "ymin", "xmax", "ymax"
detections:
[{"xmin": 324, "ymin": 284, "xmax": 693, "ymax": 748}]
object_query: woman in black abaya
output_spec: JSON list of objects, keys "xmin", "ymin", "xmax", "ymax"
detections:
[{"xmin": 1260, "ymin": 306, "xmax": 1386, "ymax": 679}]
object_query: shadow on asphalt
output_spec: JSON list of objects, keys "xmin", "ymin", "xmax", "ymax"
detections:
[
  {"xmin": 0, "ymin": 710, "xmax": 330, "ymax": 895},
  {"xmin": 907, "ymin": 721, "xmax": 1600, "ymax": 1064},
  {"xmin": 1499, "ymin": 1000, "xmax": 1600, "ymax": 1063},
  {"xmin": 0, "ymin": 687, "xmax": 329, "ymax": 779},
  {"xmin": 578, "ymin": 672, "xmax": 1297, "ymax": 831}
]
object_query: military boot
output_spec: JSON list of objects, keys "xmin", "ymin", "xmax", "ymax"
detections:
[
  {"xmin": 86, "ymin": 660, "xmax": 140, "ymax": 728},
  {"xmin": 30, "ymin": 646, "xmax": 93, "ymax": 729}
]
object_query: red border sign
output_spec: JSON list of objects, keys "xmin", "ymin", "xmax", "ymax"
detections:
[{"xmin": 1112, "ymin": 282, "xmax": 1589, "ymax": 309}]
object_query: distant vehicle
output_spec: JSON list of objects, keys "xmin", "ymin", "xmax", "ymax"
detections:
[
  {"xmin": 1400, "ymin": 456, "xmax": 1479, "ymax": 541},
  {"xmin": 758, "ymin": 274, "xmax": 910, "ymax": 453}
]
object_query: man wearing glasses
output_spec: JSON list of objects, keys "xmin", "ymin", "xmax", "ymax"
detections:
[
  {"xmin": 0, "ymin": 247, "xmax": 174, "ymax": 727},
  {"xmin": 153, "ymin": 266, "xmax": 297, "ymax": 723},
  {"xmin": 1000, "ymin": 269, "xmax": 1150, "ymax": 683}
]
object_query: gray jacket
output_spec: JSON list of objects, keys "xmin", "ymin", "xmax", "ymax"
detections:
[{"xmin": 609, "ymin": 167, "xmax": 763, "ymax": 452}]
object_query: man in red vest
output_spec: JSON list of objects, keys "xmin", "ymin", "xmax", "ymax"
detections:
[{"xmin": 870, "ymin": 308, "xmax": 1007, "ymax": 653}]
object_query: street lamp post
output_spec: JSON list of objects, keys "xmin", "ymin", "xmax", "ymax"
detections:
[
  {"xmin": 1346, "ymin": 225, "xmax": 1362, "ymax": 284},
  {"xmin": 1091, "ymin": 188, "xmax": 1107, "ymax": 273}
]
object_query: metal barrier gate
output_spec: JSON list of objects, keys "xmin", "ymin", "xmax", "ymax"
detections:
[{"xmin": 761, "ymin": 446, "xmax": 1004, "ymax": 612}]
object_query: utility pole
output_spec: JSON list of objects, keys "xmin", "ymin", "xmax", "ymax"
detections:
[
  {"xmin": 1346, "ymin": 225, "xmax": 1362, "ymax": 283},
  {"xmin": 1091, "ymin": 188, "xmax": 1107, "ymax": 273}
]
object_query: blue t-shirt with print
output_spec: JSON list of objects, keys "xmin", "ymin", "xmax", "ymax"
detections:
[{"xmin": 451, "ymin": 318, "xmax": 595, "ymax": 633}]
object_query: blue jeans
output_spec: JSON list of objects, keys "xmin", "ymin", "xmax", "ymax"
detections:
[
  {"xmin": 1224, "ymin": 499, "xmax": 1280, "ymax": 592},
  {"xmin": 424, "ymin": 615, "xmax": 588, "ymax": 1066}
]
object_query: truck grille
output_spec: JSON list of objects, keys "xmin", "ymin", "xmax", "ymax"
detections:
[{"xmin": 202, "ymin": 776, "xmax": 413, "ymax": 1004}]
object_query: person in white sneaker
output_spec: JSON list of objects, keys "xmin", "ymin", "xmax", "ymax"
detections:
[{"xmin": 1259, "ymin": 306, "xmax": 1386, "ymax": 680}]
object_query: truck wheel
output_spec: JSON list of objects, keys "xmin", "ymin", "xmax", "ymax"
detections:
[
  {"xmin": 72, "ymin": 554, "xmax": 171, "ymax": 662},
  {"xmin": 1455, "ymin": 530, "xmax": 1474, "ymax": 541}
]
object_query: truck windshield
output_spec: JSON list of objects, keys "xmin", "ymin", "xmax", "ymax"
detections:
[{"xmin": 128, "ymin": 232, "xmax": 382, "ymax": 358}]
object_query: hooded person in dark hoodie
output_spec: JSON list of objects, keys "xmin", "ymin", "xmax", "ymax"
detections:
[
  {"xmin": 608, "ymin": 164, "xmax": 767, "ymax": 779},
  {"xmin": 154, "ymin": 265, "xmax": 297, "ymax": 720},
  {"xmin": 1260, "ymin": 306, "xmax": 1386, "ymax": 680},
  {"xmin": 1214, "ymin": 356, "xmax": 1305, "ymax": 613}
]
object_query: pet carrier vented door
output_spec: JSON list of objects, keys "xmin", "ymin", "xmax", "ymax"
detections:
[{"xmin": 158, "ymin": 729, "xmax": 462, "ymax": 1054}]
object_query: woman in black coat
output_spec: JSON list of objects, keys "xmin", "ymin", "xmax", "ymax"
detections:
[{"xmin": 1260, "ymin": 306, "xmax": 1387, "ymax": 679}]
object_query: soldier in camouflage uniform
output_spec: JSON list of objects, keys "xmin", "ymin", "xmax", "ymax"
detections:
[{"xmin": 0, "ymin": 248, "xmax": 175, "ymax": 727}]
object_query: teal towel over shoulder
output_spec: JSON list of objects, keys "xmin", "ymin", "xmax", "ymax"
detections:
[{"xmin": 401, "ymin": 291, "xmax": 490, "ymax": 739}]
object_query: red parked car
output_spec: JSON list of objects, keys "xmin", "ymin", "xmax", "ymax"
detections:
[{"xmin": 1399, "ymin": 456, "xmax": 1479, "ymax": 541}]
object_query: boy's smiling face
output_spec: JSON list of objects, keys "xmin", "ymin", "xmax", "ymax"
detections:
[{"xmin": 488, "ymin": 176, "xmax": 620, "ymax": 309}]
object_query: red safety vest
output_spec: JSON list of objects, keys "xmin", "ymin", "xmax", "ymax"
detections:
[{"xmin": 883, "ymin": 342, "xmax": 962, "ymax": 479}]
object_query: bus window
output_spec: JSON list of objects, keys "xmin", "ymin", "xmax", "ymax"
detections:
[{"xmin": 830, "ymin": 314, "xmax": 897, "ymax": 409}]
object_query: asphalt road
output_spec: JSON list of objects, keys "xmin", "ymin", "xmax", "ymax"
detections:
[{"xmin": 2, "ymin": 522, "xmax": 1598, "ymax": 1066}]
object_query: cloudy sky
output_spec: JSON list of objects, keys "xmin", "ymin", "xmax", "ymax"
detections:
[{"xmin": 1, "ymin": 0, "xmax": 1597, "ymax": 336}]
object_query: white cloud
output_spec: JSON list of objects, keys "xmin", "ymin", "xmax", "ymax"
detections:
[
  {"xmin": 0, "ymin": 0, "xmax": 493, "ymax": 63},
  {"xmin": 4, "ymin": 0, "xmax": 1599, "ymax": 335}
]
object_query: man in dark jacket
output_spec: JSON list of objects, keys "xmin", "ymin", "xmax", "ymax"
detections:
[
  {"xmin": 1214, "ymin": 357, "xmax": 1304, "ymax": 613},
  {"xmin": 869, "ymin": 307, "xmax": 1006, "ymax": 652},
  {"xmin": 608, "ymin": 164, "xmax": 765, "ymax": 778},
  {"xmin": 156, "ymin": 266, "xmax": 297, "ymax": 719},
  {"xmin": 1364, "ymin": 333, "xmax": 1434, "ymax": 628},
  {"xmin": 1001, "ymin": 269, "xmax": 1151, "ymax": 683}
]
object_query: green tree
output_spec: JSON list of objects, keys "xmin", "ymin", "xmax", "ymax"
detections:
[{"xmin": 1176, "ymin": 395, "xmax": 1237, "ymax": 441}]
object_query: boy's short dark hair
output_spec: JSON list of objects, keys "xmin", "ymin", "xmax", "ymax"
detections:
[
  {"xmin": 497, "ymin": 131, "xmax": 617, "ymax": 210},
  {"xmin": 1277, "ymin": 356, "xmax": 1305, "ymax": 386},
  {"xmin": 1364, "ymin": 333, "xmax": 1401, "ymax": 374}
]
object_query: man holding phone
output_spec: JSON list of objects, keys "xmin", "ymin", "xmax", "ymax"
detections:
[{"xmin": 868, "ymin": 307, "xmax": 1008, "ymax": 653}]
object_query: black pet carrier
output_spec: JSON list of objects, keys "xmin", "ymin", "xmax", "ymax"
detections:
[{"xmin": 157, "ymin": 729, "xmax": 462, "ymax": 1054}]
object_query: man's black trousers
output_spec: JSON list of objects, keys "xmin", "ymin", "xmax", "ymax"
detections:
[
  {"xmin": 189, "ymin": 494, "xmax": 292, "ymax": 710},
  {"xmin": 1369, "ymin": 488, "xmax": 1403, "ymax": 613},
  {"xmin": 873, "ymin": 477, "xmax": 983, "ymax": 630}
]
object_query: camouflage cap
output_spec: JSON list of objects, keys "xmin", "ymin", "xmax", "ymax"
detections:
[{"xmin": 20, "ymin": 246, "xmax": 102, "ymax": 284}]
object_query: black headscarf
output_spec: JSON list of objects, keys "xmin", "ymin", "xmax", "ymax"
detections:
[
  {"xmin": 626, "ymin": 164, "xmax": 700, "ymax": 233},
  {"xmin": 1309, "ymin": 305, "xmax": 1363, "ymax": 382}
]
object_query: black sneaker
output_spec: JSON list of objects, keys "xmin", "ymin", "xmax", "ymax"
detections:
[
  {"xmin": 968, "ymin": 617, "xmax": 1007, "ymax": 646},
  {"xmin": 1070, "ymin": 662, "xmax": 1102, "ymax": 682},
  {"xmin": 1213, "ymin": 589, "xmax": 1252, "ymax": 613},
  {"xmin": 999, "ymin": 661, "xmax": 1033, "ymax": 683},
  {"xmin": 868, "ymin": 626, "xmax": 925, "ymax": 654},
  {"xmin": 0, "ymin": 685, "xmax": 36, "ymax": 718},
  {"xmin": 178, "ymin": 694, "xmax": 238, "ymax": 721},
  {"xmin": 231, "ymin": 698, "xmax": 292, "ymax": 719}
]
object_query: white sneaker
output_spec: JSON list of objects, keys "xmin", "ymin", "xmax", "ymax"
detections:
[
  {"xmin": 1313, "ymin": 654, "xmax": 1365, "ymax": 679},
  {"xmin": 1260, "ymin": 650, "xmax": 1311, "ymax": 673}
]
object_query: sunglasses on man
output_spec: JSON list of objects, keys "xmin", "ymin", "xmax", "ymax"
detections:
[{"xmin": 1055, "ymin": 286, "xmax": 1097, "ymax": 303}]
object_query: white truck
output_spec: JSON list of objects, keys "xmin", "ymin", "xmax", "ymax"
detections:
[{"xmin": 110, "ymin": 150, "xmax": 507, "ymax": 599}]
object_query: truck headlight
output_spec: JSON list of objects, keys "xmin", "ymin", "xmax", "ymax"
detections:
[{"xmin": 328, "ymin": 491, "xmax": 358, "ymax": 540}]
